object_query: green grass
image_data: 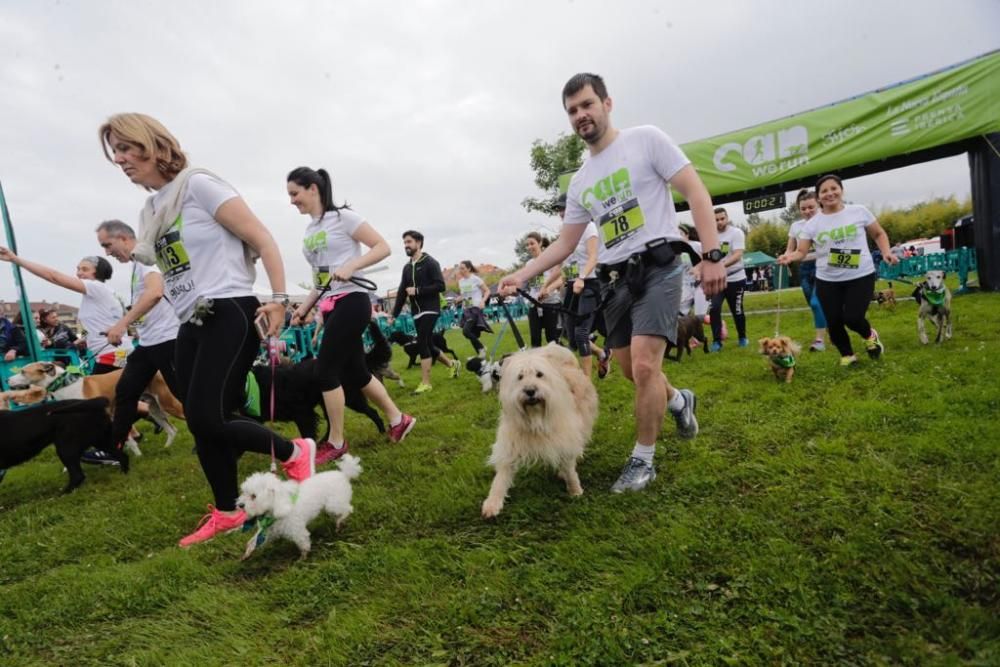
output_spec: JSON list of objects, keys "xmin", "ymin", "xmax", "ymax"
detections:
[{"xmin": 1, "ymin": 277, "xmax": 998, "ymax": 666}]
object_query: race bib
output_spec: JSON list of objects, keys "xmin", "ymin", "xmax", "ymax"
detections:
[
  {"xmin": 829, "ymin": 248, "xmax": 861, "ymax": 269},
  {"xmin": 155, "ymin": 229, "xmax": 192, "ymax": 279},
  {"xmin": 563, "ymin": 264, "xmax": 580, "ymax": 280},
  {"xmin": 599, "ymin": 198, "xmax": 645, "ymax": 249},
  {"xmin": 721, "ymin": 242, "xmax": 731, "ymax": 256},
  {"xmin": 314, "ymin": 266, "xmax": 331, "ymax": 289}
]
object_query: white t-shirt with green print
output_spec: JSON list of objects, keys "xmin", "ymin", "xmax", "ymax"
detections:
[
  {"xmin": 301, "ymin": 209, "xmax": 368, "ymax": 297},
  {"xmin": 129, "ymin": 262, "xmax": 180, "ymax": 346},
  {"xmin": 799, "ymin": 204, "xmax": 877, "ymax": 282},
  {"xmin": 564, "ymin": 125, "xmax": 690, "ymax": 265}
]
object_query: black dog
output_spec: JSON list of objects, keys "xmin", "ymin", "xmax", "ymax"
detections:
[
  {"xmin": 246, "ymin": 356, "xmax": 385, "ymax": 441},
  {"xmin": 366, "ymin": 321, "xmax": 402, "ymax": 385},
  {"xmin": 388, "ymin": 330, "xmax": 457, "ymax": 369},
  {"xmin": 0, "ymin": 397, "xmax": 118, "ymax": 493}
]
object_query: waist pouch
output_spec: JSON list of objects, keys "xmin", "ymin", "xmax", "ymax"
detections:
[{"xmin": 599, "ymin": 239, "xmax": 677, "ymax": 299}]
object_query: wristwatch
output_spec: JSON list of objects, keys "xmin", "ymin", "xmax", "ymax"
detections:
[
  {"xmin": 271, "ymin": 294, "xmax": 290, "ymax": 307},
  {"xmin": 702, "ymin": 248, "xmax": 725, "ymax": 263}
]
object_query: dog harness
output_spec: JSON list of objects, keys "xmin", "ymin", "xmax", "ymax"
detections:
[{"xmin": 772, "ymin": 354, "xmax": 796, "ymax": 369}]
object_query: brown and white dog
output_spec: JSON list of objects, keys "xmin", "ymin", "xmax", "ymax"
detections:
[
  {"xmin": 6, "ymin": 362, "xmax": 184, "ymax": 450},
  {"xmin": 913, "ymin": 270, "xmax": 952, "ymax": 344},
  {"xmin": 758, "ymin": 336, "xmax": 801, "ymax": 383}
]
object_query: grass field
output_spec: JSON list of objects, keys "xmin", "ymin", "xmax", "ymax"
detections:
[{"xmin": 1, "ymin": 278, "xmax": 998, "ymax": 666}]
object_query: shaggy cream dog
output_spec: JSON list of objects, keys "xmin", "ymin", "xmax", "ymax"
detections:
[
  {"xmin": 482, "ymin": 344, "xmax": 598, "ymax": 518},
  {"xmin": 236, "ymin": 454, "xmax": 361, "ymax": 558}
]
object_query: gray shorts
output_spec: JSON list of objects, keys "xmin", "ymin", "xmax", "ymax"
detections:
[{"xmin": 602, "ymin": 262, "xmax": 683, "ymax": 349}]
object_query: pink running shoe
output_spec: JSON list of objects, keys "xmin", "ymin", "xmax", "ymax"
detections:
[
  {"xmin": 315, "ymin": 440, "xmax": 349, "ymax": 466},
  {"xmin": 387, "ymin": 414, "xmax": 416, "ymax": 443},
  {"xmin": 178, "ymin": 505, "xmax": 247, "ymax": 548},
  {"xmin": 282, "ymin": 438, "xmax": 316, "ymax": 482}
]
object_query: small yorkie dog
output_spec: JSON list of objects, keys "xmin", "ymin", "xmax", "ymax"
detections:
[{"xmin": 758, "ymin": 336, "xmax": 802, "ymax": 383}]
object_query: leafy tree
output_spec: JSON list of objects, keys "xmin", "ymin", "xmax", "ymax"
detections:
[
  {"xmin": 875, "ymin": 196, "xmax": 971, "ymax": 246},
  {"xmin": 747, "ymin": 221, "xmax": 790, "ymax": 258},
  {"xmin": 778, "ymin": 199, "xmax": 801, "ymax": 225},
  {"xmin": 745, "ymin": 212, "xmax": 764, "ymax": 228},
  {"xmin": 521, "ymin": 133, "xmax": 586, "ymax": 215}
]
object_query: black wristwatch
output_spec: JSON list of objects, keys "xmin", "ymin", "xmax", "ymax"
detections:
[{"xmin": 702, "ymin": 248, "xmax": 725, "ymax": 263}]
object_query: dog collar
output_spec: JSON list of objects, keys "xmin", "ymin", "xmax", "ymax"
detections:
[
  {"xmin": 47, "ymin": 367, "xmax": 85, "ymax": 393},
  {"xmin": 773, "ymin": 354, "xmax": 796, "ymax": 368},
  {"xmin": 923, "ymin": 288, "xmax": 946, "ymax": 306}
]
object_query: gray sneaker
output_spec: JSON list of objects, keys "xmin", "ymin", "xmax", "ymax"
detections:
[
  {"xmin": 610, "ymin": 457, "xmax": 657, "ymax": 493},
  {"xmin": 670, "ymin": 388, "xmax": 698, "ymax": 439}
]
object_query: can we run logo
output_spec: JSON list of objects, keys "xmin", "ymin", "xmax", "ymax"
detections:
[{"xmin": 712, "ymin": 125, "xmax": 809, "ymax": 178}]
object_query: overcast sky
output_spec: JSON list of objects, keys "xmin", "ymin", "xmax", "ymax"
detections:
[{"xmin": 1, "ymin": 0, "xmax": 998, "ymax": 305}]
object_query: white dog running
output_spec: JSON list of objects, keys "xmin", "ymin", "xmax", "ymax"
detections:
[
  {"xmin": 237, "ymin": 454, "xmax": 362, "ymax": 558},
  {"xmin": 482, "ymin": 344, "xmax": 598, "ymax": 518}
]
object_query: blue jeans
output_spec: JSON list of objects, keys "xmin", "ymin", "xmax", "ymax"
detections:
[{"xmin": 799, "ymin": 261, "xmax": 827, "ymax": 330}]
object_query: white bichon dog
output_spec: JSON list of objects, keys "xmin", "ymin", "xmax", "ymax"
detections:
[
  {"xmin": 236, "ymin": 454, "xmax": 362, "ymax": 559},
  {"xmin": 482, "ymin": 343, "xmax": 598, "ymax": 518}
]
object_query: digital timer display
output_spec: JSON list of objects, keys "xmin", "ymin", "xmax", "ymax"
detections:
[{"xmin": 742, "ymin": 192, "xmax": 786, "ymax": 215}]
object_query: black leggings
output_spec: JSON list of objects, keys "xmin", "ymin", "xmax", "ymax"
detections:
[
  {"xmin": 112, "ymin": 339, "xmax": 179, "ymax": 447},
  {"xmin": 461, "ymin": 308, "xmax": 485, "ymax": 353},
  {"xmin": 527, "ymin": 304, "xmax": 560, "ymax": 348},
  {"xmin": 709, "ymin": 281, "xmax": 746, "ymax": 342},
  {"xmin": 174, "ymin": 297, "xmax": 293, "ymax": 511},
  {"xmin": 815, "ymin": 273, "xmax": 876, "ymax": 357},
  {"xmin": 316, "ymin": 292, "xmax": 373, "ymax": 392},
  {"xmin": 415, "ymin": 312, "xmax": 440, "ymax": 360}
]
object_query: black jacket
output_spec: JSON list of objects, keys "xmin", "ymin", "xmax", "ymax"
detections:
[
  {"xmin": 392, "ymin": 254, "xmax": 445, "ymax": 317},
  {"xmin": 0, "ymin": 318, "xmax": 28, "ymax": 357}
]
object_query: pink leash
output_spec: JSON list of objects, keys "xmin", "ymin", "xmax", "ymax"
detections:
[{"xmin": 268, "ymin": 335, "xmax": 278, "ymax": 473}]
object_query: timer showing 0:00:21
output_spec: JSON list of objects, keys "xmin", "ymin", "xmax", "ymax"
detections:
[{"xmin": 742, "ymin": 192, "xmax": 786, "ymax": 215}]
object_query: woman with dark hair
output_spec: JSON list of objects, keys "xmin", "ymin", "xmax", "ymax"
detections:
[
  {"xmin": 523, "ymin": 231, "xmax": 562, "ymax": 347},
  {"xmin": 38, "ymin": 308, "xmax": 78, "ymax": 350},
  {"xmin": 100, "ymin": 112, "xmax": 314, "ymax": 548},
  {"xmin": 0, "ymin": 250, "xmax": 129, "ymax": 373},
  {"xmin": 456, "ymin": 260, "xmax": 492, "ymax": 358},
  {"xmin": 287, "ymin": 166, "xmax": 415, "ymax": 462},
  {"xmin": 778, "ymin": 174, "xmax": 898, "ymax": 366},
  {"xmin": 785, "ymin": 189, "xmax": 827, "ymax": 351}
]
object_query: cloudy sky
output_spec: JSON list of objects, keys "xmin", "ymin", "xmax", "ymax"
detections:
[{"xmin": 1, "ymin": 0, "xmax": 998, "ymax": 305}]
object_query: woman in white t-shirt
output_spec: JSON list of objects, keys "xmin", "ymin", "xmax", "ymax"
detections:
[
  {"xmin": 287, "ymin": 166, "xmax": 415, "ymax": 461},
  {"xmin": 784, "ymin": 189, "xmax": 827, "ymax": 351},
  {"xmin": 0, "ymin": 250, "xmax": 130, "ymax": 373},
  {"xmin": 524, "ymin": 232, "xmax": 563, "ymax": 347},
  {"xmin": 456, "ymin": 260, "xmax": 492, "ymax": 359},
  {"xmin": 778, "ymin": 174, "xmax": 898, "ymax": 366},
  {"xmin": 101, "ymin": 113, "xmax": 314, "ymax": 548}
]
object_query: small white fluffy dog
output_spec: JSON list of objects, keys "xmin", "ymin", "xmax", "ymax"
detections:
[
  {"xmin": 482, "ymin": 344, "xmax": 598, "ymax": 518},
  {"xmin": 237, "ymin": 454, "xmax": 362, "ymax": 558}
]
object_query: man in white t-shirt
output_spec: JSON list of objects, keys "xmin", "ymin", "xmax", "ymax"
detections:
[
  {"xmin": 500, "ymin": 73, "xmax": 726, "ymax": 494},
  {"xmin": 708, "ymin": 208, "xmax": 748, "ymax": 350},
  {"xmin": 95, "ymin": 220, "xmax": 182, "ymax": 457}
]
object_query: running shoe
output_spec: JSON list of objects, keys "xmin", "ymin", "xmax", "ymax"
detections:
[
  {"xmin": 709, "ymin": 341, "xmax": 723, "ymax": 353},
  {"xmin": 809, "ymin": 339, "xmax": 826, "ymax": 352},
  {"xmin": 865, "ymin": 328, "xmax": 884, "ymax": 359},
  {"xmin": 315, "ymin": 440, "xmax": 349, "ymax": 466},
  {"xmin": 388, "ymin": 413, "xmax": 416, "ymax": 443},
  {"xmin": 737, "ymin": 338, "xmax": 749, "ymax": 348},
  {"xmin": 414, "ymin": 383, "xmax": 433, "ymax": 394},
  {"xmin": 610, "ymin": 457, "xmax": 657, "ymax": 493},
  {"xmin": 281, "ymin": 438, "xmax": 316, "ymax": 482},
  {"xmin": 178, "ymin": 505, "xmax": 247, "ymax": 548},
  {"xmin": 449, "ymin": 362, "xmax": 460, "ymax": 378},
  {"xmin": 670, "ymin": 388, "xmax": 699, "ymax": 439},
  {"xmin": 81, "ymin": 449, "xmax": 120, "ymax": 466},
  {"xmin": 597, "ymin": 348, "xmax": 611, "ymax": 379},
  {"xmin": 839, "ymin": 355, "xmax": 858, "ymax": 367}
]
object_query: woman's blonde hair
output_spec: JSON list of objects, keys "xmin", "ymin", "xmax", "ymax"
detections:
[{"xmin": 98, "ymin": 113, "xmax": 188, "ymax": 185}]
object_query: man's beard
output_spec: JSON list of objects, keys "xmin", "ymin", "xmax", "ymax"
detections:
[{"xmin": 405, "ymin": 247, "xmax": 416, "ymax": 257}]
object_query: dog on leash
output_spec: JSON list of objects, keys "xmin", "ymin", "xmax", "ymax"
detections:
[
  {"xmin": 7, "ymin": 362, "xmax": 182, "ymax": 451},
  {"xmin": 465, "ymin": 354, "xmax": 509, "ymax": 393},
  {"xmin": 236, "ymin": 454, "xmax": 362, "ymax": 559},
  {"xmin": 758, "ymin": 336, "xmax": 801, "ymax": 383},
  {"xmin": 665, "ymin": 314, "xmax": 708, "ymax": 361},
  {"xmin": 366, "ymin": 321, "xmax": 403, "ymax": 386},
  {"xmin": 388, "ymin": 330, "xmax": 457, "ymax": 369},
  {"xmin": 0, "ymin": 397, "xmax": 117, "ymax": 492},
  {"xmin": 913, "ymin": 270, "xmax": 953, "ymax": 344},
  {"xmin": 874, "ymin": 282, "xmax": 897, "ymax": 310},
  {"xmin": 481, "ymin": 344, "xmax": 598, "ymax": 518},
  {"xmin": 245, "ymin": 357, "xmax": 385, "ymax": 439}
]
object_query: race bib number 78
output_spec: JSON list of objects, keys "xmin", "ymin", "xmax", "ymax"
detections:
[{"xmin": 599, "ymin": 199, "xmax": 645, "ymax": 248}]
